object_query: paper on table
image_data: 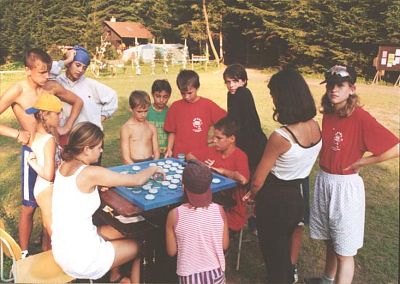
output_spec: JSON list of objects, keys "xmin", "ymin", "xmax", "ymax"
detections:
[{"xmin": 115, "ymin": 215, "xmax": 145, "ymax": 224}]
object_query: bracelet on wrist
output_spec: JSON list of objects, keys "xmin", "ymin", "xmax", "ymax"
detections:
[{"xmin": 16, "ymin": 130, "xmax": 20, "ymax": 141}]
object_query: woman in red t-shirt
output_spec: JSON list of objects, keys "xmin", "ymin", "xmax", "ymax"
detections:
[{"xmin": 306, "ymin": 65, "xmax": 399, "ymax": 284}]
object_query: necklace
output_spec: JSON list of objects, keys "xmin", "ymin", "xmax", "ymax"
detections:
[{"xmin": 73, "ymin": 157, "xmax": 87, "ymax": 165}]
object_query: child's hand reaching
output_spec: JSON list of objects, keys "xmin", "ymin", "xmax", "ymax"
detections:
[
  {"xmin": 242, "ymin": 188, "xmax": 257, "ymax": 203},
  {"xmin": 205, "ymin": 159, "xmax": 215, "ymax": 168},
  {"xmin": 164, "ymin": 149, "xmax": 173, "ymax": 158},
  {"xmin": 151, "ymin": 166, "xmax": 166, "ymax": 181}
]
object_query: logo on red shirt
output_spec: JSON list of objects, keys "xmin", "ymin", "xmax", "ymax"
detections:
[
  {"xmin": 331, "ymin": 130, "xmax": 343, "ymax": 151},
  {"xmin": 192, "ymin": 117, "xmax": 203, "ymax": 133}
]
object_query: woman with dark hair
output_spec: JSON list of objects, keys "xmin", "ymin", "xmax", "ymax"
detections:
[{"xmin": 243, "ymin": 69, "xmax": 322, "ymax": 283}]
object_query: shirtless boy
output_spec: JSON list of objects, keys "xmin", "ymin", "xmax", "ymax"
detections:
[
  {"xmin": 120, "ymin": 90, "xmax": 160, "ymax": 164},
  {"xmin": 0, "ymin": 48, "xmax": 82, "ymax": 257}
]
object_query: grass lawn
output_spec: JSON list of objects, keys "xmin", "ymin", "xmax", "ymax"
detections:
[{"xmin": 0, "ymin": 65, "xmax": 398, "ymax": 283}]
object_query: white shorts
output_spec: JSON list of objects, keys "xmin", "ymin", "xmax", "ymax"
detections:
[{"xmin": 310, "ymin": 170, "xmax": 365, "ymax": 256}]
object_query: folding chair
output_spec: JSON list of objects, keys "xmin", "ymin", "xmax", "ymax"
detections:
[
  {"xmin": 235, "ymin": 228, "xmax": 244, "ymax": 271},
  {"xmin": 0, "ymin": 226, "xmax": 74, "ymax": 283}
]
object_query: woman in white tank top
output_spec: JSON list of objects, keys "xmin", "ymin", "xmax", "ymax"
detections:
[
  {"xmin": 51, "ymin": 122, "xmax": 164, "ymax": 282},
  {"xmin": 243, "ymin": 69, "xmax": 322, "ymax": 283}
]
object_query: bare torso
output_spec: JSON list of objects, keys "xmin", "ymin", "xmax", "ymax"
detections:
[
  {"xmin": 11, "ymin": 81, "xmax": 45, "ymax": 133},
  {"xmin": 11, "ymin": 80, "xmax": 62, "ymax": 133},
  {"xmin": 122, "ymin": 119, "xmax": 155, "ymax": 161}
]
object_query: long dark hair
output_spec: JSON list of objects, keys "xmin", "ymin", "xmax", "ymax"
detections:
[{"xmin": 268, "ymin": 69, "xmax": 316, "ymax": 124}]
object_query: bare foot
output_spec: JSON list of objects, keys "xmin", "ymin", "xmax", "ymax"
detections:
[
  {"xmin": 109, "ymin": 267, "xmax": 122, "ymax": 283},
  {"xmin": 120, "ymin": 277, "xmax": 131, "ymax": 284}
]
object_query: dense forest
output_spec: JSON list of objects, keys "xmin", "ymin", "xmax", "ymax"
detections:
[{"xmin": 0, "ymin": 0, "xmax": 399, "ymax": 79}]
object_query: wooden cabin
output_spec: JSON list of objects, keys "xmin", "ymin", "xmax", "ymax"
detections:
[{"xmin": 102, "ymin": 17, "xmax": 154, "ymax": 49}]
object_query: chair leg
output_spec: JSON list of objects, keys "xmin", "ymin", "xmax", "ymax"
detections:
[
  {"xmin": 1, "ymin": 242, "xmax": 15, "ymax": 282},
  {"xmin": 235, "ymin": 229, "xmax": 244, "ymax": 271}
]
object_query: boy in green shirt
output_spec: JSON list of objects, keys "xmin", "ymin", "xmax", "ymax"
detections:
[{"xmin": 147, "ymin": 79, "xmax": 172, "ymax": 157}]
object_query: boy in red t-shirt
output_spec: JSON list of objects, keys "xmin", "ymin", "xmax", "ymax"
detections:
[
  {"xmin": 187, "ymin": 116, "xmax": 250, "ymax": 231},
  {"xmin": 164, "ymin": 70, "xmax": 226, "ymax": 158}
]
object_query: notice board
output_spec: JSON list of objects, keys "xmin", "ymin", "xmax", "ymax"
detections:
[{"xmin": 375, "ymin": 45, "xmax": 400, "ymax": 71}]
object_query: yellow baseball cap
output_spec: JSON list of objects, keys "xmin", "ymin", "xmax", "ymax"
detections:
[{"xmin": 26, "ymin": 93, "xmax": 62, "ymax": 114}]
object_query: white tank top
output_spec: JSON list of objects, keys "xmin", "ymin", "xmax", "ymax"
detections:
[
  {"xmin": 51, "ymin": 164, "xmax": 115, "ymax": 279},
  {"xmin": 31, "ymin": 133, "xmax": 53, "ymax": 197},
  {"xmin": 271, "ymin": 127, "xmax": 322, "ymax": 180},
  {"xmin": 52, "ymin": 165, "xmax": 101, "ymax": 254}
]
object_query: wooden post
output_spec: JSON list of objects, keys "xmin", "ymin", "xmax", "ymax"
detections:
[
  {"xmin": 395, "ymin": 74, "xmax": 400, "ymax": 87},
  {"xmin": 205, "ymin": 43, "xmax": 209, "ymax": 71},
  {"xmin": 183, "ymin": 39, "xmax": 188, "ymax": 69},
  {"xmin": 134, "ymin": 40, "xmax": 141, "ymax": 76},
  {"xmin": 219, "ymin": 31, "xmax": 223, "ymax": 64},
  {"xmin": 372, "ymin": 71, "xmax": 380, "ymax": 84},
  {"xmin": 163, "ymin": 39, "xmax": 168, "ymax": 74}
]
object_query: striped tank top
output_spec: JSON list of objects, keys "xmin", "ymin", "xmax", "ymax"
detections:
[{"xmin": 175, "ymin": 203, "xmax": 225, "ymax": 277}]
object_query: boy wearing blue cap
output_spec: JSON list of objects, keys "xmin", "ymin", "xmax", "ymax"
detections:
[
  {"xmin": 50, "ymin": 45, "xmax": 118, "ymax": 145},
  {"xmin": 0, "ymin": 48, "xmax": 83, "ymax": 258}
]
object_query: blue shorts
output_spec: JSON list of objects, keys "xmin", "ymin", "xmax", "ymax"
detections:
[{"xmin": 21, "ymin": 145, "xmax": 38, "ymax": 207}]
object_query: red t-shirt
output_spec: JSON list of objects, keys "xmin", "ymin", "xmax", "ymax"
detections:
[
  {"xmin": 164, "ymin": 97, "xmax": 226, "ymax": 157},
  {"xmin": 196, "ymin": 146, "xmax": 250, "ymax": 231},
  {"xmin": 320, "ymin": 107, "xmax": 399, "ymax": 174}
]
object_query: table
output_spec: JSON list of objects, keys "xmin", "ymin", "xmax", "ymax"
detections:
[
  {"xmin": 108, "ymin": 158, "xmax": 237, "ymax": 211},
  {"xmin": 95, "ymin": 158, "xmax": 238, "ymax": 283}
]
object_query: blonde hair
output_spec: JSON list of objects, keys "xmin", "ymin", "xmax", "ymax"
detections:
[
  {"xmin": 33, "ymin": 111, "xmax": 58, "ymax": 142},
  {"xmin": 62, "ymin": 122, "xmax": 104, "ymax": 161}
]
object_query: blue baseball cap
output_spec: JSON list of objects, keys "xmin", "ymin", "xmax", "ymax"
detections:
[{"xmin": 73, "ymin": 45, "xmax": 90, "ymax": 66}]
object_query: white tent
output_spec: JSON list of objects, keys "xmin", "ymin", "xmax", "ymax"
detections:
[{"xmin": 122, "ymin": 43, "xmax": 188, "ymax": 63}]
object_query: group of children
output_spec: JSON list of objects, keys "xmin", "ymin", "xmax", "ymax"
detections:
[
  {"xmin": 1, "ymin": 45, "xmax": 399, "ymax": 284},
  {"xmin": 0, "ymin": 48, "xmax": 260, "ymax": 283}
]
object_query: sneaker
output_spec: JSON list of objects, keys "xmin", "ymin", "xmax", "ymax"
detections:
[
  {"xmin": 21, "ymin": 250, "xmax": 29, "ymax": 259},
  {"xmin": 292, "ymin": 264, "xmax": 298, "ymax": 283}
]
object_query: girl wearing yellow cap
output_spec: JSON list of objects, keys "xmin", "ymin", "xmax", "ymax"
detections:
[{"xmin": 25, "ymin": 93, "xmax": 62, "ymax": 252}]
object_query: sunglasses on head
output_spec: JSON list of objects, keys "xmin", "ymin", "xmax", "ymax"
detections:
[{"xmin": 325, "ymin": 65, "xmax": 351, "ymax": 78}]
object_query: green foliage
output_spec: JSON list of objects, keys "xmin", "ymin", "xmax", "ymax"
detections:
[{"xmin": 0, "ymin": 0, "xmax": 399, "ymax": 79}]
